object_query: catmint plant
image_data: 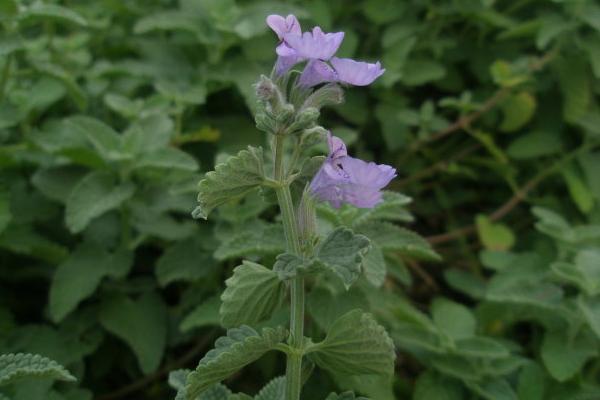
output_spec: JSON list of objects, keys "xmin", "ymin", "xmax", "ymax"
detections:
[{"xmin": 181, "ymin": 14, "xmax": 396, "ymax": 400}]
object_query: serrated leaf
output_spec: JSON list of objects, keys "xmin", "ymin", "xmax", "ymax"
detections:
[
  {"xmin": 309, "ymin": 310, "xmax": 395, "ymax": 376},
  {"xmin": 541, "ymin": 328, "xmax": 597, "ymax": 382},
  {"xmin": 254, "ymin": 376, "xmax": 285, "ymax": 400},
  {"xmin": 314, "ymin": 227, "xmax": 370, "ymax": 288},
  {"xmin": 169, "ymin": 370, "xmax": 233, "ymax": 400},
  {"xmin": 99, "ymin": 292, "xmax": 167, "ymax": 374},
  {"xmin": 356, "ymin": 221, "xmax": 440, "ymax": 261},
  {"xmin": 49, "ymin": 243, "xmax": 133, "ymax": 322},
  {"xmin": 499, "ymin": 92, "xmax": 536, "ymax": 132},
  {"xmin": 220, "ymin": 261, "xmax": 285, "ymax": 329},
  {"xmin": 65, "ymin": 171, "xmax": 135, "ymax": 233},
  {"xmin": 185, "ymin": 326, "xmax": 287, "ymax": 399},
  {"xmin": 361, "ymin": 244, "xmax": 386, "ymax": 287},
  {"xmin": 0, "ymin": 353, "xmax": 75, "ymax": 386},
  {"xmin": 193, "ymin": 146, "xmax": 264, "ymax": 219},
  {"xmin": 20, "ymin": 3, "xmax": 87, "ymax": 26}
]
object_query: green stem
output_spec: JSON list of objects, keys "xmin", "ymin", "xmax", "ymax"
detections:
[{"xmin": 273, "ymin": 134, "xmax": 304, "ymax": 400}]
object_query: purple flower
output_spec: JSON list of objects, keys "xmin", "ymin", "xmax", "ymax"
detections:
[
  {"xmin": 310, "ymin": 133, "xmax": 396, "ymax": 208},
  {"xmin": 266, "ymin": 14, "xmax": 303, "ymax": 75},
  {"xmin": 282, "ymin": 27, "xmax": 344, "ymax": 60}
]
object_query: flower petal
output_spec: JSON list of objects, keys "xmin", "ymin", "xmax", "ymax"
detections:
[
  {"xmin": 327, "ymin": 133, "xmax": 347, "ymax": 160},
  {"xmin": 285, "ymin": 27, "xmax": 344, "ymax": 60},
  {"xmin": 330, "ymin": 57, "xmax": 385, "ymax": 86},
  {"xmin": 299, "ymin": 60, "xmax": 337, "ymax": 87},
  {"xmin": 267, "ymin": 14, "xmax": 301, "ymax": 39}
]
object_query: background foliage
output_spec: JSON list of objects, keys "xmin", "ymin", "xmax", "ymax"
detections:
[{"xmin": 1, "ymin": 0, "xmax": 600, "ymax": 399}]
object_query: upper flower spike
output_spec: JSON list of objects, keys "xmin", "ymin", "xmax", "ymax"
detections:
[
  {"xmin": 310, "ymin": 133, "xmax": 396, "ymax": 209},
  {"xmin": 282, "ymin": 27, "xmax": 344, "ymax": 60},
  {"xmin": 266, "ymin": 14, "xmax": 301, "ymax": 39}
]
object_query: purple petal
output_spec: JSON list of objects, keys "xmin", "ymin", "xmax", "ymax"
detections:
[
  {"xmin": 330, "ymin": 57, "xmax": 385, "ymax": 86},
  {"xmin": 327, "ymin": 133, "xmax": 347, "ymax": 160},
  {"xmin": 267, "ymin": 14, "xmax": 301, "ymax": 39},
  {"xmin": 275, "ymin": 54, "xmax": 303, "ymax": 75},
  {"xmin": 284, "ymin": 27, "xmax": 344, "ymax": 60},
  {"xmin": 298, "ymin": 60, "xmax": 337, "ymax": 87}
]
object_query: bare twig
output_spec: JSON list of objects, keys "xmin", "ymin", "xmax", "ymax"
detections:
[{"xmin": 406, "ymin": 260, "xmax": 439, "ymax": 291}]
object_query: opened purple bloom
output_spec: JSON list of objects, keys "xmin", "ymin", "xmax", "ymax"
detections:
[
  {"xmin": 310, "ymin": 133, "xmax": 396, "ymax": 208},
  {"xmin": 266, "ymin": 14, "xmax": 385, "ymax": 87}
]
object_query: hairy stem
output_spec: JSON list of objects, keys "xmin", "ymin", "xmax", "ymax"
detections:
[{"xmin": 273, "ymin": 134, "xmax": 304, "ymax": 400}]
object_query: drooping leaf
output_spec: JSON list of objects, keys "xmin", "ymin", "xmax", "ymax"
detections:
[
  {"xmin": 65, "ymin": 171, "xmax": 135, "ymax": 234},
  {"xmin": 193, "ymin": 146, "xmax": 265, "ymax": 219},
  {"xmin": 99, "ymin": 292, "xmax": 168, "ymax": 374},
  {"xmin": 0, "ymin": 353, "xmax": 75, "ymax": 386},
  {"xmin": 220, "ymin": 261, "xmax": 285, "ymax": 328},
  {"xmin": 309, "ymin": 309, "xmax": 395, "ymax": 376},
  {"xmin": 49, "ymin": 243, "xmax": 133, "ymax": 322},
  {"xmin": 185, "ymin": 326, "xmax": 287, "ymax": 399}
]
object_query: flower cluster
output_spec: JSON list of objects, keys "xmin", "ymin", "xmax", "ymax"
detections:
[
  {"xmin": 267, "ymin": 14, "xmax": 385, "ymax": 87},
  {"xmin": 267, "ymin": 14, "xmax": 396, "ymax": 209}
]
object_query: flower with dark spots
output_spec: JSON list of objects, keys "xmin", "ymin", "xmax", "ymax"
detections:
[{"xmin": 310, "ymin": 133, "xmax": 396, "ymax": 208}]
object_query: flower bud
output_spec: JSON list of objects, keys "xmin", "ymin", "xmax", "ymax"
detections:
[
  {"xmin": 299, "ymin": 126, "xmax": 327, "ymax": 150},
  {"xmin": 255, "ymin": 112, "xmax": 276, "ymax": 133},
  {"xmin": 298, "ymin": 187, "xmax": 317, "ymax": 251},
  {"xmin": 301, "ymin": 83, "xmax": 344, "ymax": 110},
  {"xmin": 288, "ymin": 107, "xmax": 320, "ymax": 133}
]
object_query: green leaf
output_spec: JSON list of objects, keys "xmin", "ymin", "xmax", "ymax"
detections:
[
  {"xmin": 431, "ymin": 298, "xmax": 476, "ymax": 340},
  {"xmin": 156, "ymin": 238, "xmax": 218, "ymax": 286},
  {"xmin": 476, "ymin": 215, "xmax": 515, "ymax": 251},
  {"xmin": 578, "ymin": 295, "xmax": 600, "ymax": 339},
  {"xmin": 0, "ymin": 34, "xmax": 24, "ymax": 57},
  {"xmin": 193, "ymin": 146, "xmax": 265, "ymax": 219},
  {"xmin": 180, "ymin": 295, "xmax": 221, "ymax": 333},
  {"xmin": 325, "ymin": 392, "xmax": 368, "ymax": 400},
  {"xmin": 309, "ymin": 310, "xmax": 395, "ymax": 376},
  {"xmin": 185, "ymin": 326, "xmax": 287, "ymax": 399},
  {"xmin": 401, "ymin": 59, "xmax": 446, "ymax": 86},
  {"xmin": 220, "ymin": 261, "xmax": 285, "ymax": 329},
  {"xmin": 307, "ymin": 288, "xmax": 368, "ymax": 331},
  {"xmin": 455, "ymin": 337, "xmax": 510, "ymax": 359},
  {"xmin": 517, "ymin": 363, "xmax": 546, "ymax": 400},
  {"xmin": 0, "ymin": 182, "xmax": 11, "ymax": 234},
  {"xmin": 561, "ymin": 164, "xmax": 595, "ymax": 214},
  {"xmin": 134, "ymin": 147, "xmax": 198, "ymax": 172},
  {"xmin": 65, "ymin": 116, "xmax": 126, "ymax": 162},
  {"xmin": 65, "ymin": 171, "xmax": 135, "ymax": 234},
  {"xmin": 507, "ymin": 130, "xmax": 562, "ymax": 160},
  {"xmin": 558, "ymin": 58, "xmax": 591, "ymax": 123},
  {"xmin": 49, "ymin": 243, "xmax": 133, "ymax": 322},
  {"xmin": 19, "ymin": 3, "xmax": 87, "ymax": 26},
  {"xmin": 32, "ymin": 63, "xmax": 87, "ymax": 110},
  {"xmin": 466, "ymin": 378, "xmax": 518, "ymax": 400},
  {"xmin": 499, "ymin": 92, "xmax": 536, "ymax": 132},
  {"xmin": 0, "ymin": 224, "xmax": 68, "ymax": 264},
  {"xmin": 122, "ymin": 114, "xmax": 174, "ymax": 154},
  {"xmin": 254, "ymin": 376, "xmax": 285, "ymax": 400},
  {"xmin": 540, "ymin": 328, "xmax": 597, "ymax": 382},
  {"xmin": 356, "ymin": 221, "xmax": 440, "ymax": 261},
  {"xmin": 413, "ymin": 370, "xmax": 463, "ymax": 400},
  {"xmin": 352, "ymin": 191, "xmax": 413, "ymax": 225},
  {"xmin": 31, "ymin": 166, "xmax": 87, "ymax": 204},
  {"xmin": 0, "ymin": 353, "xmax": 75, "ymax": 386},
  {"xmin": 362, "ymin": 244, "xmax": 386, "ymax": 287},
  {"xmin": 99, "ymin": 292, "xmax": 168, "ymax": 374},
  {"xmin": 314, "ymin": 227, "xmax": 370, "ymax": 288},
  {"xmin": 214, "ymin": 223, "xmax": 285, "ymax": 261}
]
